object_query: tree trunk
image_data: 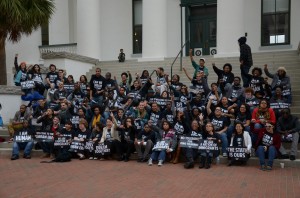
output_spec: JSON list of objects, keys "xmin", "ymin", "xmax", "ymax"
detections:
[{"xmin": 0, "ymin": 38, "xmax": 7, "ymax": 85}]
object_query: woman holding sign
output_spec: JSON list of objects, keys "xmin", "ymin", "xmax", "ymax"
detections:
[
  {"xmin": 255, "ymin": 122, "xmax": 281, "ymax": 171},
  {"xmin": 148, "ymin": 121, "xmax": 177, "ymax": 166},
  {"xmin": 99, "ymin": 113, "xmax": 122, "ymax": 161},
  {"xmin": 199, "ymin": 122, "xmax": 220, "ymax": 169},
  {"xmin": 183, "ymin": 119, "xmax": 204, "ymax": 169},
  {"xmin": 72, "ymin": 119, "xmax": 91, "ymax": 160},
  {"xmin": 228, "ymin": 122, "xmax": 252, "ymax": 166}
]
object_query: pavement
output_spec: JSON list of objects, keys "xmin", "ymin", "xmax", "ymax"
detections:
[{"xmin": 1, "ymin": 155, "xmax": 300, "ymax": 198}]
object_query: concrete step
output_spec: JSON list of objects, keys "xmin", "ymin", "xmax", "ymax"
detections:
[{"xmin": 0, "ymin": 147, "xmax": 299, "ymax": 168}]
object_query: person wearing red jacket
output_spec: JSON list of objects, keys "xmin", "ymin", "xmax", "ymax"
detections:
[
  {"xmin": 251, "ymin": 99, "xmax": 276, "ymax": 144},
  {"xmin": 255, "ymin": 122, "xmax": 281, "ymax": 171}
]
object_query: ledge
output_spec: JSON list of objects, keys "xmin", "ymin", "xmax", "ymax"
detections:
[
  {"xmin": 0, "ymin": 86, "xmax": 23, "ymax": 95},
  {"xmin": 259, "ymin": 45, "xmax": 293, "ymax": 51},
  {"xmin": 41, "ymin": 52, "xmax": 100, "ymax": 65}
]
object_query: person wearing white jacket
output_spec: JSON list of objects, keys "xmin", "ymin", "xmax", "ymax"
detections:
[{"xmin": 228, "ymin": 122, "xmax": 252, "ymax": 166}]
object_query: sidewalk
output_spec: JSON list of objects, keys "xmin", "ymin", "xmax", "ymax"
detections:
[{"xmin": 1, "ymin": 156, "xmax": 299, "ymax": 198}]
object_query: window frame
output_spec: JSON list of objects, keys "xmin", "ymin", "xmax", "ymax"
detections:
[{"xmin": 261, "ymin": 0, "xmax": 291, "ymax": 46}]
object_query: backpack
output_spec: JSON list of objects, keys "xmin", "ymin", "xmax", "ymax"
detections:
[{"xmin": 53, "ymin": 150, "xmax": 72, "ymax": 162}]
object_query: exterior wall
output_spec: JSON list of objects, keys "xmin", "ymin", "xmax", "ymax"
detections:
[
  {"xmin": 216, "ymin": 0, "xmax": 245, "ymax": 57},
  {"xmin": 0, "ymin": 94, "xmax": 23, "ymax": 125},
  {"xmin": 99, "ymin": 0, "xmax": 132, "ymax": 61},
  {"xmin": 49, "ymin": 0, "xmax": 70, "ymax": 44},
  {"xmin": 166, "ymin": 0, "xmax": 182, "ymax": 58},
  {"xmin": 290, "ymin": 0, "xmax": 300, "ymax": 50}
]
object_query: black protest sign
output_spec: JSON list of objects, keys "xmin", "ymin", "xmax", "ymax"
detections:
[
  {"xmin": 34, "ymin": 131, "xmax": 54, "ymax": 142},
  {"xmin": 54, "ymin": 137, "xmax": 71, "ymax": 148},
  {"xmin": 21, "ymin": 80, "xmax": 35, "ymax": 89},
  {"xmin": 227, "ymin": 147, "xmax": 248, "ymax": 161},
  {"xmin": 179, "ymin": 136, "xmax": 200, "ymax": 149},
  {"xmin": 85, "ymin": 141, "xmax": 94, "ymax": 153},
  {"xmin": 14, "ymin": 131, "xmax": 33, "ymax": 142},
  {"xmin": 198, "ymin": 139, "xmax": 219, "ymax": 151},
  {"xmin": 94, "ymin": 143, "xmax": 110, "ymax": 156},
  {"xmin": 69, "ymin": 140, "xmax": 85, "ymax": 153},
  {"xmin": 152, "ymin": 140, "xmax": 170, "ymax": 151}
]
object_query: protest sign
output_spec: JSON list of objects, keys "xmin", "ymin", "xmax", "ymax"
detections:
[
  {"xmin": 34, "ymin": 131, "xmax": 54, "ymax": 142},
  {"xmin": 21, "ymin": 80, "xmax": 35, "ymax": 89},
  {"xmin": 152, "ymin": 140, "xmax": 170, "ymax": 151},
  {"xmin": 54, "ymin": 137, "xmax": 71, "ymax": 148},
  {"xmin": 94, "ymin": 143, "xmax": 111, "ymax": 156},
  {"xmin": 227, "ymin": 147, "xmax": 248, "ymax": 161},
  {"xmin": 69, "ymin": 140, "xmax": 85, "ymax": 153},
  {"xmin": 179, "ymin": 136, "xmax": 200, "ymax": 149},
  {"xmin": 14, "ymin": 131, "xmax": 33, "ymax": 142},
  {"xmin": 198, "ymin": 139, "xmax": 219, "ymax": 151}
]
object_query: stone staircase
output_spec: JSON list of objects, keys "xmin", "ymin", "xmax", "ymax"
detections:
[
  {"xmin": 1, "ymin": 50, "xmax": 299, "ymax": 167},
  {"xmin": 87, "ymin": 50, "xmax": 300, "ymax": 116}
]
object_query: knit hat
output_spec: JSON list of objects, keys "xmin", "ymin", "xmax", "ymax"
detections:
[
  {"xmin": 200, "ymin": 58, "xmax": 205, "ymax": 62},
  {"xmin": 277, "ymin": 67, "xmax": 287, "ymax": 73},
  {"xmin": 238, "ymin": 37, "xmax": 247, "ymax": 45}
]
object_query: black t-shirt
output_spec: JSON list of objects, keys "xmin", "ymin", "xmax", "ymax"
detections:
[
  {"xmin": 46, "ymin": 72, "xmax": 59, "ymax": 84},
  {"xmin": 233, "ymin": 134, "xmax": 244, "ymax": 147},
  {"xmin": 208, "ymin": 113, "xmax": 229, "ymax": 132}
]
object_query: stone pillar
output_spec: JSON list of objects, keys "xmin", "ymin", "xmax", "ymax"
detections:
[
  {"xmin": 216, "ymin": 0, "xmax": 245, "ymax": 57},
  {"xmin": 76, "ymin": 0, "xmax": 101, "ymax": 59},
  {"xmin": 140, "ymin": 0, "xmax": 167, "ymax": 61}
]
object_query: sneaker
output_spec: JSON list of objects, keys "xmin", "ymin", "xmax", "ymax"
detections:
[
  {"xmin": 11, "ymin": 155, "xmax": 19, "ymax": 160},
  {"xmin": 158, "ymin": 160, "xmax": 163, "ymax": 166},
  {"xmin": 266, "ymin": 166, "xmax": 272, "ymax": 171},
  {"xmin": 290, "ymin": 155, "xmax": 296, "ymax": 161},
  {"xmin": 148, "ymin": 158, "xmax": 153, "ymax": 166},
  {"xmin": 222, "ymin": 153, "xmax": 228, "ymax": 157},
  {"xmin": 260, "ymin": 165, "xmax": 266, "ymax": 171},
  {"xmin": 89, "ymin": 157, "xmax": 93, "ymax": 160},
  {"xmin": 93, "ymin": 157, "xmax": 98, "ymax": 160}
]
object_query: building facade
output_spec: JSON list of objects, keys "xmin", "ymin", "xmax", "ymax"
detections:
[{"xmin": 5, "ymin": 0, "xmax": 300, "ymax": 84}]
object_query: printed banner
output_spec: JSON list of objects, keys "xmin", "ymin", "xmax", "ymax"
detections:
[
  {"xmin": 21, "ymin": 80, "xmax": 35, "ymax": 89},
  {"xmin": 227, "ymin": 147, "xmax": 248, "ymax": 161},
  {"xmin": 34, "ymin": 131, "xmax": 54, "ymax": 142},
  {"xmin": 69, "ymin": 140, "xmax": 85, "ymax": 153},
  {"xmin": 179, "ymin": 136, "xmax": 200, "ymax": 149},
  {"xmin": 152, "ymin": 140, "xmax": 170, "ymax": 151},
  {"xmin": 14, "ymin": 131, "xmax": 33, "ymax": 142},
  {"xmin": 94, "ymin": 143, "xmax": 111, "ymax": 156},
  {"xmin": 54, "ymin": 137, "xmax": 71, "ymax": 148},
  {"xmin": 198, "ymin": 139, "xmax": 219, "ymax": 151}
]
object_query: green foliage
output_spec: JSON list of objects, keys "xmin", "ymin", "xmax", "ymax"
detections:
[{"xmin": 0, "ymin": 0, "xmax": 55, "ymax": 42}]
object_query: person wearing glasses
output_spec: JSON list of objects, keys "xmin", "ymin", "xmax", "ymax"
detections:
[
  {"xmin": 277, "ymin": 108, "xmax": 300, "ymax": 161},
  {"xmin": 207, "ymin": 99, "xmax": 229, "ymax": 157},
  {"xmin": 255, "ymin": 121, "xmax": 281, "ymax": 171}
]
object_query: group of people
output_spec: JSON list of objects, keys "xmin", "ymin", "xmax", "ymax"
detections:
[{"xmin": 8, "ymin": 37, "xmax": 299, "ymax": 171}]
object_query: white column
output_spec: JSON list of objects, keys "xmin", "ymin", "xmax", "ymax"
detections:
[
  {"xmin": 216, "ymin": 0, "xmax": 245, "ymax": 57},
  {"xmin": 140, "ymin": 0, "xmax": 167, "ymax": 61},
  {"xmin": 76, "ymin": 0, "xmax": 101, "ymax": 59}
]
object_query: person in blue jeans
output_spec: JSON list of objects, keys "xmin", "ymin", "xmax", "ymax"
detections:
[
  {"xmin": 148, "ymin": 121, "xmax": 177, "ymax": 166},
  {"xmin": 206, "ymin": 99, "xmax": 229, "ymax": 157},
  {"xmin": 11, "ymin": 121, "xmax": 34, "ymax": 160},
  {"xmin": 255, "ymin": 122, "xmax": 281, "ymax": 171}
]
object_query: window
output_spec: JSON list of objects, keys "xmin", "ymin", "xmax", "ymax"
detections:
[
  {"xmin": 41, "ymin": 22, "xmax": 49, "ymax": 46},
  {"xmin": 133, "ymin": 0, "xmax": 142, "ymax": 54},
  {"xmin": 261, "ymin": 0, "xmax": 290, "ymax": 46}
]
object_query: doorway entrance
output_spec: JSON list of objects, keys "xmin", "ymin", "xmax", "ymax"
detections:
[{"xmin": 187, "ymin": 4, "xmax": 217, "ymax": 55}]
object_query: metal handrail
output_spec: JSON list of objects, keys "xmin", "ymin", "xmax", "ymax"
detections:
[{"xmin": 170, "ymin": 40, "xmax": 189, "ymax": 78}]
